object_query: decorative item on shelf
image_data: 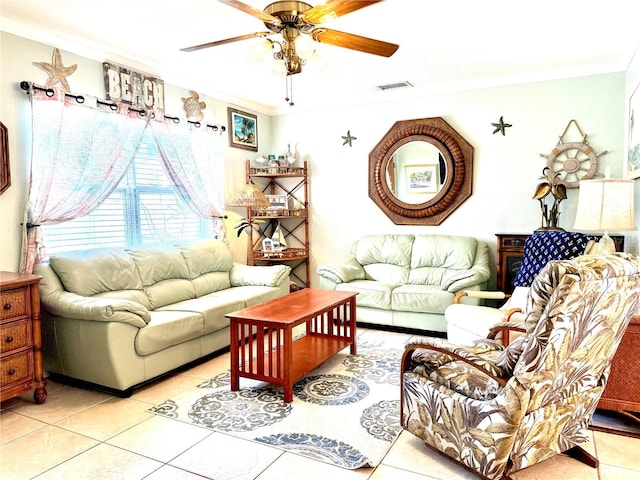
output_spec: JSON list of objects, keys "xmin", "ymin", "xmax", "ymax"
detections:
[
  {"xmin": 539, "ymin": 119, "xmax": 607, "ymax": 188},
  {"xmin": 285, "ymin": 144, "xmax": 297, "ymax": 166},
  {"xmin": 271, "ymin": 222, "xmax": 287, "ymax": 249},
  {"xmin": 573, "ymin": 168, "xmax": 636, "ymax": 254},
  {"xmin": 254, "ymin": 153, "xmax": 269, "ymax": 165},
  {"xmin": 532, "ymin": 167, "xmax": 567, "ymax": 231},
  {"xmin": 32, "ymin": 47, "xmax": 77, "ymax": 91},
  {"xmin": 182, "ymin": 90, "xmax": 206, "ymax": 121}
]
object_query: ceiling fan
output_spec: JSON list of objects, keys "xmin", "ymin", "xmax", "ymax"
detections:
[{"xmin": 180, "ymin": 0, "xmax": 399, "ymax": 75}]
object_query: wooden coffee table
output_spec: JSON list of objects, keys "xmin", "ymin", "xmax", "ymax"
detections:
[{"xmin": 225, "ymin": 288, "xmax": 357, "ymax": 402}]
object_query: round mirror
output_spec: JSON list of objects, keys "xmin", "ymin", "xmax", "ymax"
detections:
[
  {"xmin": 369, "ymin": 117, "xmax": 473, "ymax": 225},
  {"xmin": 385, "ymin": 140, "xmax": 447, "ymax": 204}
]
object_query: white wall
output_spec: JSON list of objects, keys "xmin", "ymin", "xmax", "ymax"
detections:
[
  {"xmin": 272, "ymin": 73, "xmax": 635, "ymax": 287},
  {"xmin": 0, "ymin": 32, "xmax": 272, "ymax": 271},
  {"xmin": 625, "ymin": 46, "xmax": 640, "ymax": 254}
]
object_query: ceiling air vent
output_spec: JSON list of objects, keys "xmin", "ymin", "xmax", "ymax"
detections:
[{"xmin": 377, "ymin": 81, "xmax": 413, "ymax": 91}]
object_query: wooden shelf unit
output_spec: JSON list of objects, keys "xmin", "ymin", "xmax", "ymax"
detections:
[{"xmin": 246, "ymin": 159, "xmax": 310, "ymax": 288}]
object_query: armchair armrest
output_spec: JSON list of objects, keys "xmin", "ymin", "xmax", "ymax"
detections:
[
  {"xmin": 316, "ymin": 257, "xmax": 365, "ymax": 284},
  {"xmin": 454, "ymin": 290, "xmax": 508, "ymax": 303},
  {"xmin": 488, "ymin": 320, "xmax": 526, "ymax": 345},
  {"xmin": 41, "ymin": 290, "xmax": 150, "ymax": 327},
  {"xmin": 402, "ymin": 337, "xmax": 508, "ymax": 386}
]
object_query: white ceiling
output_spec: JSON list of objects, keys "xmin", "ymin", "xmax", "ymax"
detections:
[{"xmin": 3, "ymin": 0, "xmax": 640, "ymax": 115}]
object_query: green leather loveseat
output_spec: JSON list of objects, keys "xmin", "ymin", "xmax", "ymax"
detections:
[
  {"xmin": 34, "ymin": 240, "xmax": 290, "ymax": 395},
  {"xmin": 317, "ymin": 234, "xmax": 490, "ymax": 333}
]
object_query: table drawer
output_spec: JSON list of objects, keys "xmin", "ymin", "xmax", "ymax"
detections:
[
  {"xmin": 1, "ymin": 350, "xmax": 33, "ymax": 387},
  {"xmin": 1, "ymin": 287, "xmax": 28, "ymax": 322},
  {"xmin": 1, "ymin": 319, "xmax": 31, "ymax": 354}
]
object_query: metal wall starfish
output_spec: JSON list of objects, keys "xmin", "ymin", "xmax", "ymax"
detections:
[
  {"xmin": 342, "ymin": 130, "xmax": 357, "ymax": 146},
  {"xmin": 32, "ymin": 48, "xmax": 77, "ymax": 91},
  {"xmin": 491, "ymin": 116, "xmax": 512, "ymax": 136}
]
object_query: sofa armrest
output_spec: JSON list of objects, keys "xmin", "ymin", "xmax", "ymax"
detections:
[
  {"xmin": 41, "ymin": 290, "xmax": 150, "ymax": 327},
  {"xmin": 230, "ymin": 262, "xmax": 291, "ymax": 287},
  {"xmin": 316, "ymin": 257, "xmax": 365, "ymax": 284},
  {"xmin": 441, "ymin": 268, "xmax": 490, "ymax": 292}
]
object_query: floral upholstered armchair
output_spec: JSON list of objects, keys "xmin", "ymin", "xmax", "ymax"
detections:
[{"xmin": 401, "ymin": 253, "xmax": 640, "ymax": 480}]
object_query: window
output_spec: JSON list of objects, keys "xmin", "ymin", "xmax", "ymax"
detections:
[{"xmin": 43, "ymin": 131, "xmax": 215, "ymax": 255}]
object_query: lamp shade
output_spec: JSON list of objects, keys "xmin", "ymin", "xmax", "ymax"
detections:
[
  {"xmin": 229, "ymin": 183, "xmax": 271, "ymax": 208},
  {"xmin": 573, "ymin": 178, "xmax": 636, "ymax": 232}
]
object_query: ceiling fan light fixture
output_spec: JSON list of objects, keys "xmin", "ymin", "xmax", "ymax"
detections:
[
  {"xmin": 295, "ymin": 34, "xmax": 314, "ymax": 60},
  {"xmin": 272, "ymin": 58, "xmax": 288, "ymax": 76},
  {"xmin": 249, "ymin": 37, "xmax": 273, "ymax": 61}
]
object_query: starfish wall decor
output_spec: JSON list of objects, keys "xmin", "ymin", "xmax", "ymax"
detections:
[
  {"xmin": 342, "ymin": 130, "xmax": 357, "ymax": 147},
  {"xmin": 491, "ymin": 116, "xmax": 512, "ymax": 136},
  {"xmin": 32, "ymin": 48, "xmax": 77, "ymax": 91}
]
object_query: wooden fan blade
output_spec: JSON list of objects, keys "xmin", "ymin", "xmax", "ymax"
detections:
[
  {"xmin": 181, "ymin": 32, "xmax": 271, "ymax": 52},
  {"xmin": 303, "ymin": 0, "xmax": 383, "ymax": 24},
  {"xmin": 311, "ymin": 28, "xmax": 398, "ymax": 57},
  {"xmin": 217, "ymin": 0, "xmax": 282, "ymax": 26}
]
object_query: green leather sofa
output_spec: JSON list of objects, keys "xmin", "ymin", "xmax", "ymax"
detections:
[
  {"xmin": 317, "ymin": 234, "xmax": 490, "ymax": 333},
  {"xmin": 34, "ymin": 240, "xmax": 291, "ymax": 395}
]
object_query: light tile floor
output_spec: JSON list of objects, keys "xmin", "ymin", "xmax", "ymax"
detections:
[{"xmin": 1, "ymin": 328, "xmax": 639, "ymax": 480}]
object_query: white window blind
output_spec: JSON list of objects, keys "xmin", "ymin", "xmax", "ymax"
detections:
[{"xmin": 43, "ymin": 131, "xmax": 214, "ymax": 255}]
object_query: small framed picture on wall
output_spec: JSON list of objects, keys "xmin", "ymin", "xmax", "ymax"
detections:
[{"xmin": 228, "ymin": 107, "xmax": 258, "ymax": 151}]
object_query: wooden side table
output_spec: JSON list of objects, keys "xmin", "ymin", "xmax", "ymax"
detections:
[
  {"xmin": 598, "ymin": 314, "xmax": 640, "ymax": 419},
  {"xmin": 0, "ymin": 272, "xmax": 47, "ymax": 404}
]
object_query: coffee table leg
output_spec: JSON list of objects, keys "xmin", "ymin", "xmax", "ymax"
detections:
[
  {"xmin": 230, "ymin": 319, "xmax": 239, "ymax": 391},
  {"xmin": 349, "ymin": 299, "xmax": 357, "ymax": 355}
]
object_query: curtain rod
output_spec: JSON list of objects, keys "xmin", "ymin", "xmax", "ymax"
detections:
[{"xmin": 19, "ymin": 81, "xmax": 226, "ymax": 132}]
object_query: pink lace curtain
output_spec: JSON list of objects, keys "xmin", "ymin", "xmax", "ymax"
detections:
[
  {"xmin": 20, "ymin": 84, "xmax": 148, "ymax": 273},
  {"xmin": 149, "ymin": 115, "xmax": 226, "ymax": 240}
]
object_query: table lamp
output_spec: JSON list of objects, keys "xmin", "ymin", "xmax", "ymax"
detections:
[
  {"xmin": 229, "ymin": 183, "xmax": 270, "ymax": 208},
  {"xmin": 573, "ymin": 172, "xmax": 636, "ymax": 254}
]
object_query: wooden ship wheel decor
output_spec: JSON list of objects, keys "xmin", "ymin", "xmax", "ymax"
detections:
[{"xmin": 539, "ymin": 119, "xmax": 607, "ymax": 188}]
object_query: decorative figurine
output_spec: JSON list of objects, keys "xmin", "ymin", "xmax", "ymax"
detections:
[
  {"xmin": 182, "ymin": 91, "xmax": 206, "ymax": 122},
  {"xmin": 532, "ymin": 167, "xmax": 567, "ymax": 231}
]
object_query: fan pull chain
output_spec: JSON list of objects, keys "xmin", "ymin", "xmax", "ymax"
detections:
[{"xmin": 285, "ymin": 75, "xmax": 294, "ymax": 106}]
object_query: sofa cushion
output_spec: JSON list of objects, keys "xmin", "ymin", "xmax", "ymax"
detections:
[
  {"xmin": 354, "ymin": 234, "xmax": 414, "ymax": 283},
  {"xmin": 392, "ymin": 284, "xmax": 455, "ymax": 314},
  {"xmin": 128, "ymin": 246, "xmax": 191, "ymax": 286},
  {"xmin": 158, "ymin": 295, "xmax": 245, "ymax": 335},
  {"xmin": 178, "ymin": 240, "xmax": 234, "ymax": 279},
  {"xmin": 411, "ymin": 235, "xmax": 477, "ymax": 270},
  {"xmin": 144, "ymin": 278, "xmax": 197, "ymax": 310},
  {"xmin": 49, "ymin": 249, "xmax": 143, "ymax": 296},
  {"xmin": 335, "ymin": 280, "xmax": 398, "ymax": 310},
  {"xmin": 135, "ymin": 310, "xmax": 204, "ymax": 356}
]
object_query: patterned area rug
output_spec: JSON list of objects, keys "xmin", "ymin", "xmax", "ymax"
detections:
[{"xmin": 148, "ymin": 339, "xmax": 402, "ymax": 469}]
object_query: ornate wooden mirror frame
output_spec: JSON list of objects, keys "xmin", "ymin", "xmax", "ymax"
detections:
[
  {"xmin": 368, "ymin": 117, "xmax": 473, "ymax": 225},
  {"xmin": 0, "ymin": 122, "xmax": 10, "ymax": 196}
]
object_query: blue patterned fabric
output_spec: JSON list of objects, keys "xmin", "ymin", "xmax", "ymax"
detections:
[{"xmin": 512, "ymin": 231, "xmax": 593, "ymax": 287}]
